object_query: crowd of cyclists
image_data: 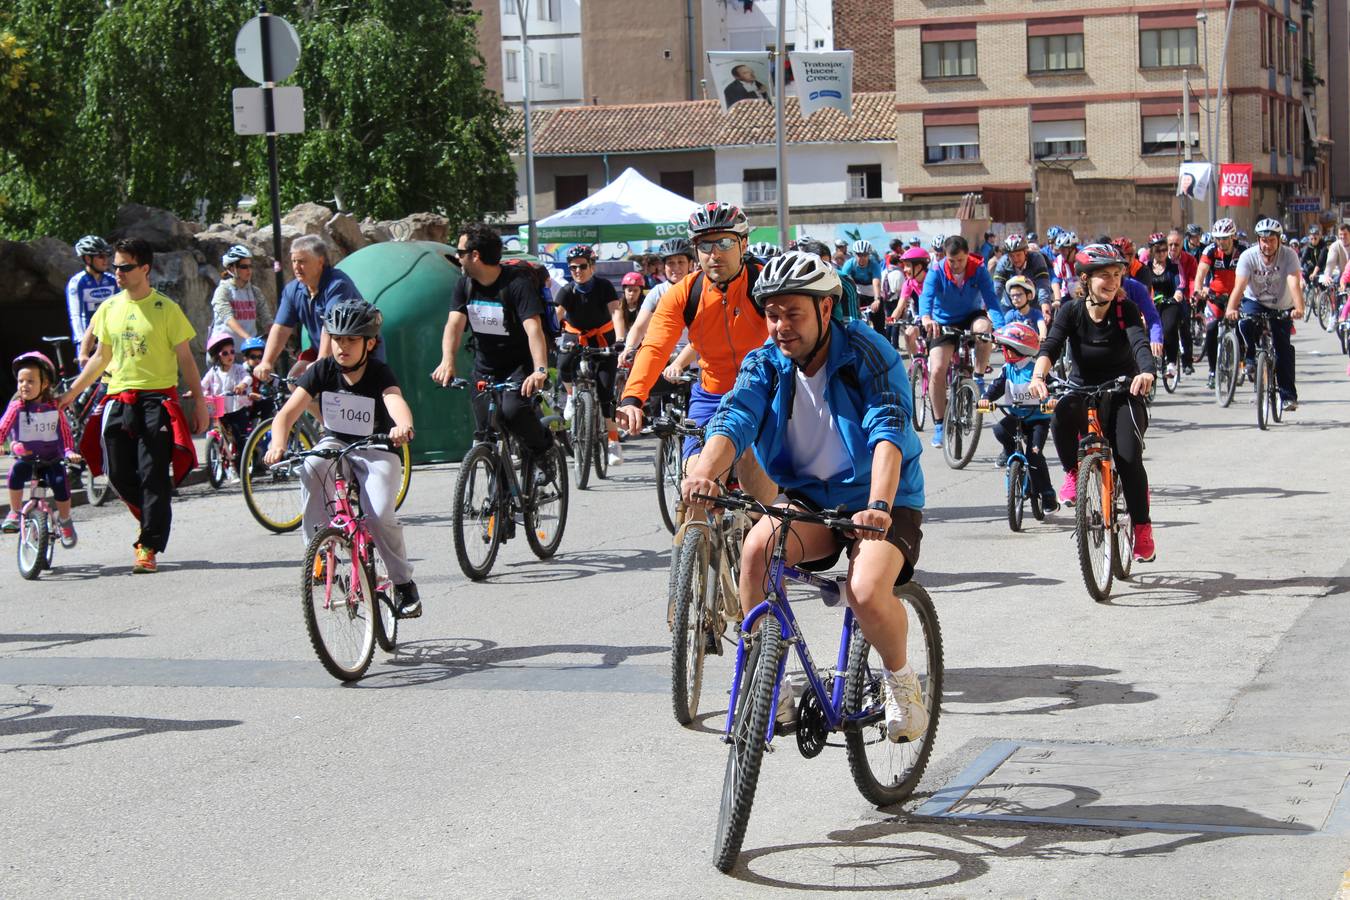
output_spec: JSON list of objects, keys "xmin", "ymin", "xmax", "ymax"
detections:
[{"xmin": 3, "ymin": 199, "xmax": 1340, "ymax": 867}]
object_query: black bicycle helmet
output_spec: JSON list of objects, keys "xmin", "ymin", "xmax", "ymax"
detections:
[
  {"xmin": 566, "ymin": 244, "xmax": 596, "ymax": 262},
  {"xmin": 687, "ymin": 201, "xmax": 749, "ymax": 238},
  {"xmin": 323, "ymin": 299, "xmax": 383, "ymax": 339}
]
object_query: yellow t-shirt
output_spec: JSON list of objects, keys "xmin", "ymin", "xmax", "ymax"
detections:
[{"xmin": 91, "ymin": 289, "xmax": 196, "ymax": 393}]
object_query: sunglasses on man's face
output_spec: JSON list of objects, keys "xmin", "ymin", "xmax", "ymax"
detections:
[
  {"xmin": 696, "ymin": 237, "xmax": 739, "ymax": 254},
  {"xmin": 111, "ymin": 262, "xmax": 142, "ymax": 273}
]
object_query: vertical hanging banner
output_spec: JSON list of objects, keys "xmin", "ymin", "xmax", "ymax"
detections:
[
  {"xmin": 788, "ymin": 51, "xmax": 854, "ymax": 118},
  {"xmin": 708, "ymin": 51, "xmax": 775, "ymax": 112},
  {"xmin": 1218, "ymin": 163, "xmax": 1254, "ymax": 207},
  {"xmin": 1176, "ymin": 161, "xmax": 1211, "ymax": 200}
]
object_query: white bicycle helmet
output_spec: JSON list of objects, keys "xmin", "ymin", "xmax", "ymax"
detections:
[
  {"xmin": 1003, "ymin": 233, "xmax": 1028, "ymax": 252},
  {"xmin": 752, "ymin": 251, "xmax": 843, "ymax": 304},
  {"xmin": 1254, "ymin": 217, "xmax": 1284, "ymax": 237},
  {"xmin": 850, "ymin": 239, "xmax": 874, "ymax": 256},
  {"xmin": 75, "ymin": 235, "xmax": 112, "ymax": 257},
  {"xmin": 688, "ymin": 201, "xmax": 749, "ymax": 238},
  {"xmin": 748, "ymin": 241, "xmax": 781, "ymax": 260},
  {"xmin": 1211, "ymin": 218, "xmax": 1237, "ymax": 239},
  {"xmin": 221, "ymin": 244, "xmax": 253, "ymax": 267}
]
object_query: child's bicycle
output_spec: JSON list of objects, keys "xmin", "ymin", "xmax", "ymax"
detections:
[
  {"xmin": 977, "ymin": 396, "xmax": 1049, "ymax": 532},
  {"xmin": 271, "ymin": 433, "xmax": 403, "ymax": 682},
  {"xmin": 698, "ymin": 492, "xmax": 943, "ymax": 873},
  {"xmin": 15, "ymin": 459, "xmax": 70, "ymax": 580},
  {"xmin": 201, "ymin": 396, "xmax": 239, "ymax": 489},
  {"xmin": 892, "ymin": 321, "xmax": 931, "ymax": 432}
]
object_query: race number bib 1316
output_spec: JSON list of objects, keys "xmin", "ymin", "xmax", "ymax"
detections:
[
  {"xmin": 321, "ymin": 392, "xmax": 377, "ymax": 437},
  {"xmin": 16, "ymin": 410, "xmax": 60, "ymax": 443},
  {"xmin": 466, "ymin": 299, "xmax": 508, "ymax": 336}
]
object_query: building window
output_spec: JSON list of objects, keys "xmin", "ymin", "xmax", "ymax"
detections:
[
  {"xmin": 743, "ymin": 169, "xmax": 777, "ymax": 205},
  {"xmin": 1028, "ymin": 34, "xmax": 1084, "ymax": 73},
  {"xmin": 1141, "ymin": 114, "xmax": 1199, "ymax": 155},
  {"xmin": 847, "ymin": 164, "xmax": 882, "ymax": 201},
  {"xmin": 921, "ymin": 40, "xmax": 977, "ymax": 79},
  {"xmin": 537, "ymin": 52, "xmax": 558, "ymax": 86},
  {"xmin": 504, "ymin": 49, "xmax": 519, "ymax": 83},
  {"xmin": 924, "ymin": 124, "xmax": 980, "ymax": 164},
  {"xmin": 501, "ymin": 0, "xmax": 514, "ymax": 15},
  {"xmin": 1140, "ymin": 28, "xmax": 1197, "ymax": 68},
  {"xmin": 536, "ymin": 0, "xmax": 558, "ymax": 22},
  {"xmin": 555, "ymin": 174, "xmax": 587, "ymax": 209},
  {"xmin": 1262, "ymin": 97, "xmax": 1270, "ymax": 152},
  {"xmin": 813, "ymin": 39, "xmax": 825, "ymax": 49},
  {"xmin": 659, "ymin": 170, "xmax": 695, "ymax": 200},
  {"xmin": 1032, "ymin": 119, "xmax": 1087, "ymax": 160}
]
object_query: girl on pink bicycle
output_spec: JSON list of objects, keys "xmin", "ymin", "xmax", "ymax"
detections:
[
  {"xmin": 1, "ymin": 353, "xmax": 80, "ymax": 546},
  {"xmin": 201, "ymin": 331, "xmax": 255, "ymax": 482}
]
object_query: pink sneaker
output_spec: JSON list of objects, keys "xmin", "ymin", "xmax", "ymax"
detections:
[
  {"xmin": 1133, "ymin": 523, "xmax": 1156, "ymax": 563},
  {"xmin": 1059, "ymin": 470, "xmax": 1077, "ymax": 506}
]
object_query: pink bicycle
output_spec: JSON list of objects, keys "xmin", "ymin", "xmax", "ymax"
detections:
[
  {"xmin": 201, "ymin": 395, "xmax": 239, "ymax": 489},
  {"xmin": 273, "ymin": 433, "xmax": 400, "ymax": 681},
  {"xmin": 16, "ymin": 460, "xmax": 65, "ymax": 580}
]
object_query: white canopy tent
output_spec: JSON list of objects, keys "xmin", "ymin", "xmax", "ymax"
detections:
[{"xmin": 529, "ymin": 167, "xmax": 699, "ymax": 244}]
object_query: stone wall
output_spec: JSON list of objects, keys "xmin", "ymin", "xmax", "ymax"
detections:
[{"xmin": 1034, "ymin": 168, "xmax": 1177, "ymax": 240}]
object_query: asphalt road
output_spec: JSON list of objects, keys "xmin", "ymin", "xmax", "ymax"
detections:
[{"xmin": 2, "ymin": 326, "xmax": 1349, "ymax": 898}]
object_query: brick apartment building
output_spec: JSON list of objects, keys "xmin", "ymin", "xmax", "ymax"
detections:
[{"xmin": 893, "ymin": 0, "xmax": 1337, "ymax": 235}]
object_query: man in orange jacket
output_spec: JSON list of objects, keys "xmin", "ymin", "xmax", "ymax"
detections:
[{"xmin": 616, "ymin": 202, "xmax": 776, "ymax": 504}]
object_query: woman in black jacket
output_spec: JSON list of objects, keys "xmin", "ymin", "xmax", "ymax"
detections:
[{"xmin": 1028, "ymin": 244, "xmax": 1158, "ymax": 563}]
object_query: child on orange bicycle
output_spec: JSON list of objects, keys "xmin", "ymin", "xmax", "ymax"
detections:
[
  {"xmin": 262, "ymin": 300, "xmax": 421, "ymax": 617},
  {"xmin": 201, "ymin": 331, "xmax": 254, "ymax": 482},
  {"xmin": 2, "ymin": 352, "xmax": 81, "ymax": 545}
]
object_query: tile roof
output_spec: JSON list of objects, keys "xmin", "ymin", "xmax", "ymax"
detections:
[{"xmin": 511, "ymin": 92, "xmax": 895, "ymax": 155}]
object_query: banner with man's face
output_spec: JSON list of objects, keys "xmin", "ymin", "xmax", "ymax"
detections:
[{"xmin": 708, "ymin": 52, "xmax": 774, "ymax": 113}]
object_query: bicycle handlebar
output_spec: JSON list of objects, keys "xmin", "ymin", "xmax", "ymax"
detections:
[
  {"xmin": 270, "ymin": 433, "xmax": 394, "ymax": 469},
  {"xmin": 939, "ymin": 326, "xmax": 994, "ymax": 341},
  {"xmin": 691, "ymin": 492, "xmax": 885, "ymax": 535},
  {"xmin": 1239, "ymin": 308, "xmax": 1293, "ymax": 321},
  {"xmin": 1047, "ymin": 375, "xmax": 1133, "ymax": 398}
]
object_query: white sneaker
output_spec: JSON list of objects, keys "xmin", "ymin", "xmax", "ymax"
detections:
[
  {"xmin": 1165, "ymin": 363, "xmax": 1176, "ymax": 378},
  {"xmin": 882, "ymin": 667, "xmax": 929, "ymax": 743},
  {"xmin": 607, "ymin": 439, "xmax": 623, "ymax": 466},
  {"xmin": 563, "ymin": 394, "xmax": 575, "ymax": 422},
  {"xmin": 227, "ymin": 467, "xmax": 241, "ymax": 484}
]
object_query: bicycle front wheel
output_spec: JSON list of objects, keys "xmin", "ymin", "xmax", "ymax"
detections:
[
  {"xmin": 395, "ymin": 441, "xmax": 412, "ymax": 510},
  {"xmin": 1162, "ymin": 361, "xmax": 1179, "ymax": 393},
  {"xmin": 1075, "ymin": 455, "xmax": 1113, "ymax": 603},
  {"xmin": 572, "ymin": 391, "xmax": 594, "ymax": 490},
  {"xmin": 452, "ymin": 443, "xmax": 505, "ymax": 581},
  {"xmin": 1006, "ymin": 458, "xmax": 1025, "ymax": 532},
  {"xmin": 1255, "ymin": 350, "xmax": 1272, "ymax": 430},
  {"xmin": 1216, "ymin": 330, "xmax": 1240, "ymax": 408},
  {"xmin": 16, "ymin": 511, "xmax": 47, "ymax": 580},
  {"xmin": 1318, "ymin": 291, "xmax": 1334, "ymax": 331},
  {"xmin": 845, "ymin": 582, "xmax": 943, "ymax": 807},
  {"xmin": 713, "ymin": 615, "xmax": 782, "ymax": 874},
  {"xmin": 241, "ymin": 417, "xmax": 313, "ymax": 533},
  {"xmin": 943, "ymin": 381, "xmax": 981, "ymax": 470},
  {"xmin": 655, "ymin": 435, "xmax": 683, "ymax": 534},
  {"xmin": 302, "ymin": 527, "xmax": 376, "ymax": 681},
  {"xmin": 670, "ymin": 527, "xmax": 712, "ymax": 725},
  {"xmin": 525, "ymin": 442, "xmax": 569, "ymax": 560}
]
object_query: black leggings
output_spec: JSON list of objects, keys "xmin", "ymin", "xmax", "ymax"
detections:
[
  {"xmin": 1158, "ymin": 301, "xmax": 1184, "ymax": 365},
  {"xmin": 557, "ymin": 334, "xmax": 619, "ymax": 419},
  {"xmin": 1050, "ymin": 393, "xmax": 1151, "ymax": 525},
  {"xmin": 470, "ymin": 369, "xmax": 553, "ymax": 457},
  {"xmin": 992, "ymin": 416, "xmax": 1052, "ymax": 496}
]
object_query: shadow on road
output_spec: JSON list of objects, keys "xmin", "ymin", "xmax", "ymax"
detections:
[
  {"xmin": 353, "ymin": 636, "xmax": 668, "ymax": 689},
  {"xmin": 1150, "ymin": 483, "xmax": 1326, "ymax": 506},
  {"xmin": 730, "ymin": 789, "xmax": 1308, "ymax": 890},
  {"xmin": 480, "ymin": 547, "xmax": 673, "ymax": 583},
  {"xmin": 920, "ymin": 570, "xmax": 1065, "ymax": 592},
  {"xmin": 0, "ymin": 701, "xmax": 241, "ymax": 753},
  {"xmin": 943, "ymin": 664, "xmax": 1158, "ymax": 716},
  {"xmin": 1106, "ymin": 570, "xmax": 1350, "ymax": 608},
  {"xmin": 0, "ymin": 630, "xmax": 145, "ymax": 652}
]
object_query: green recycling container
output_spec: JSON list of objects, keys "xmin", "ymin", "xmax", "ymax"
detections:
[{"xmin": 336, "ymin": 241, "xmax": 475, "ymax": 464}]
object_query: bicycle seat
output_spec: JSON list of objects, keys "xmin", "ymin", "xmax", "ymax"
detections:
[{"xmin": 42, "ymin": 335, "xmax": 72, "ymax": 344}]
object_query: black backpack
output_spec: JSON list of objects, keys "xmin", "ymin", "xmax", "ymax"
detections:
[{"xmin": 681, "ymin": 256, "xmax": 763, "ymax": 327}]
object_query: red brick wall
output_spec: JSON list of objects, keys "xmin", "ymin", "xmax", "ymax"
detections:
[{"xmin": 833, "ymin": 0, "xmax": 895, "ymax": 93}]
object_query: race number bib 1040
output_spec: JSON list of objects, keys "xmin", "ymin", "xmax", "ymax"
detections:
[
  {"xmin": 321, "ymin": 392, "xmax": 377, "ymax": 437},
  {"xmin": 1003, "ymin": 380, "xmax": 1038, "ymax": 407},
  {"xmin": 466, "ymin": 299, "xmax": 508, "ymax": 336},
  {"xmin": 16, "ymin": 410, "xmax": 60, "ymax": 443}
]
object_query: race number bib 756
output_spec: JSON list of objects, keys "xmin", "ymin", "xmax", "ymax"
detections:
[
  {"xmin": 321, "ymin": 392, "xmax": 376, "ymax": 437},
  {"xmin": 16, "ymin": 410, "xmax": 60, "ymax": 443},
  {"xmin": 466, "ymin": 299, "xmax": 508, "ymax": 336}
]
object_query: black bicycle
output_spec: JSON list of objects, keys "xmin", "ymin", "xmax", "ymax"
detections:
[
  {"xmin": 43, "ymin": 335, "xmax": 114, "ymax": 506},
  {"xmin": 649, "ymin": 373, "xmax": 698, "ymax": 535},
  {"xmin": 567, "ymin": 345, "xmax": 620, "ymax": 490},
  {"xmin": 449, "ymin": 379, "xmax": 569, "ymax": 580},
  {"xmin": 938, "ymin": 327, "xmax": 990, "ymax": 470},
  {"xmin": 1240, "ymin": 308, "xmax": 1292, "ymax": 431}
]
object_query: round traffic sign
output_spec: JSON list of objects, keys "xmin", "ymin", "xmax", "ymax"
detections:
[{"xmin": 235, "ymin": 15, "xmax": 301, "ymax": 84}]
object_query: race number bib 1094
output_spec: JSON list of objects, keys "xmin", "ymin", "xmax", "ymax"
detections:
[
  {"xmin": 321, "ymin": 392, "xmax": 377, "ymax": 437},
  {"xmin": 466, "ymin": 299, "xmax": 508, "ymax": 336},
  {"xmin": 16, "ymin": 410, "xmax": 60, "ymax": 443}
]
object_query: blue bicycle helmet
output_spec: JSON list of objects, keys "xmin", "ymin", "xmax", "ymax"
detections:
[{"xmin": 241, "ymin": 336, "xmax": 266, "ymax": 354}]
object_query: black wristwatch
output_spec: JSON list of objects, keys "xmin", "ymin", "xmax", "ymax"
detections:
[{"xmin": 868, "ymin": 500, "xmax": 891, "ymax": 514}]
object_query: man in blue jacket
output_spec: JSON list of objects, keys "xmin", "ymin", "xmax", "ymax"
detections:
[
  {"xmin": 683, "ymin": 250, "xmax": 928, "ymax": 743},
  {"xmin": 918, "ymin": 234, "xmax": 1000, "ymax": 448}
]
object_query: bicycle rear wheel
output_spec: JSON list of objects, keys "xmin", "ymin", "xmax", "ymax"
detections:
[
  {"xmin": 206, "ymin": 434, "xmax": 225, "ymax": 489},
  {"xmin": 241, "ymin": 417, "xmax": 314, "ymax": 533},
  {"xmin": 1006, "ymin": 458, "xmax": 1025, "ymax": 532},
  {"xmin": 1110, "ymin": 471, "xmax": 1134, "ymax": 581},
  {"xmin": 572, "ymin": 391, "xmax": 594, "ymax": 490},
  {"xmin": 943, "ymin": 381, "xmax": 981, "ymax": 470},
  {"xmin": 670, "ymin": 528, "xmax": 712, "ymax": 725},
  {"xmin": 1318, "ymin": 290, "xmax": 1334, "ymax": 331},
  {"xmin": 368, "ymin": 546, "xmax": 398, "ymax": 653},
  {"xmin": 910, "ymin": 361, "xmax": 928, "ymax": 432},
  {"xmin": 394, "ymin": 441, "xmax": 412, "ymax": 510},
  {"xmin": 1162, "ymin": 361, "xmax": 1179, "ymax": 393},
  {"xmin": 16, "ymin": 511, "xmax": 47, "ymax": 581},
  {"xmin": 1254, "ymin": 350, "xmax": 1271, "ymax": 430},
  {"xmin": 525, "ymin": 442, "xmax": 569, "ymax": 559},
  {"xmin": 655, "ymin": 435, "xmax": 682, "ymax": 534},
  {"xmin": 1215, "ymin": 330, "xmax": 1240, "ymax": 408},
  {"xmin": 1075, "ymin": 454, "xmax": 1114, "ymax": 602},
  {"xmin": 713, "ymin": 615, "xmax": 782, "ymax": 874},
  {"xmin": 302, "ymin": 527, "xmax": 376, "ymax": 681},
  {"xmin": 87, "ymin": 467, "xmax": 114, "ymax": 506},
  {"xmin": 845, "ymin": 583, "xmax": 943, "ymax": 807},
  {"xmin": 592, "ymin": 407, "xmax": 609, "ymax": 480},
  {"xmin": 452, "ymin": 443, "xmax": 505, "ymax": 581}
]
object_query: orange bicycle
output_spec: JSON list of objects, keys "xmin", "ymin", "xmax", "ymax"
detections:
[{"xmin": 1048, "ymin": 376, "xmax": 1137, "ymax": 602}]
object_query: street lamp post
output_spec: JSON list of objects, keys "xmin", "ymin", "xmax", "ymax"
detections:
[
  {"xmin": 1213, "ymin": 0, "xmax": 1239, "ymax": 222},
  {"xmin": 1197, "ymin": 9, "xmax": 1215, "ymax": 222},
  {"xmin": 515, "ymin": 0, "xmax": 537, "ymax": 256}
]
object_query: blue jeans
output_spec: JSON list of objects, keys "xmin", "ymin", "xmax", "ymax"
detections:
[
  {"xmin": 683, "ymin": 382, "xmax": 723, "ymax": 460},
  {"xmin": 1237, "ymin": 300, "xmax": 1296, "ymax": 401}
]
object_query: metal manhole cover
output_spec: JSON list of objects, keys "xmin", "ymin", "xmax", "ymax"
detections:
[{"xmin": 915, "ymin": 741, "xmax": 1350, "ymax": 835}]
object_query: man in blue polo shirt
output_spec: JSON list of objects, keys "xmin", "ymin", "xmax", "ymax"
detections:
[{"xmin": 254, "ymin": 234, "xmax": 367, "ymax": 382}]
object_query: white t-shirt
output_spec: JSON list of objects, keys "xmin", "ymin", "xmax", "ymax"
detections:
[
  {"xmin": 1236, "ymin": 245, "xmax": 1300, "ymax": 309},
  {"xmin": 786, "ymin": 365, "xmax": 850, "ymax": 482}
]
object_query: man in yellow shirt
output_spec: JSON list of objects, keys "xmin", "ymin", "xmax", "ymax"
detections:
[{"xmin": 61, "ymin": 238, "xmax": 208, "ymax": 574}]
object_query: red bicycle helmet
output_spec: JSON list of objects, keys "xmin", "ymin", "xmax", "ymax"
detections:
[
  {"xmin": 1074, "ymin": 243, "xmax": 1127, "ymax": 277},
  {"xmin": 620, "ymin": 271, "xmax": 644, "ymax": 288},
  {"xmin": 994, "ymin": 322, "xmax": 1040, "ymax": 362},
  {"xmin": 1147, "ymin": 232, "xmax": 1167, "ymax": 247}
]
